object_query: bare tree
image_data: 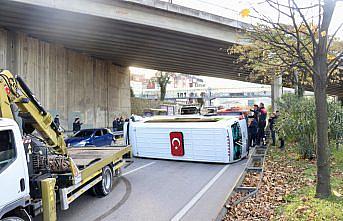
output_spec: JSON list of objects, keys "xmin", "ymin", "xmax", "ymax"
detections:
[
  {"xmin": 240, "ymin": 0, "xmax": 343, "ymax": 198},
  {"xmin": 230, "ymin": 27, "xmax": 342, "ymax": 97},
  {"xmin": 155, "ymin": 71, "xmax": 172, "ymax": 101}
]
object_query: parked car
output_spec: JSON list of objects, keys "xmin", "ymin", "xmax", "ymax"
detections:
[
  {"xmin": 180, "ymin": 105, "xmax": 200, "ymax": 115},
  {"xmin": 143, "ymin": 108, "xmax": 167, "ymax": 117},
  {"xmin": 201, "ymin": 106, "xmax": 218, "ymax": 116},
  {"xmin": 65, "ymin": 128, "xmax": 115, "ymax": 147}
]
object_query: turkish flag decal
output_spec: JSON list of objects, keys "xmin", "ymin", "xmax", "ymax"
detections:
[{"xmin": 170, "ymin": 132, "xmax": 184, "ymax": 156}]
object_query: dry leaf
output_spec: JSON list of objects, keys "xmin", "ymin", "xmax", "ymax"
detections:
[{"xmin": 333, "ymin": 190, "xmax": 342, "ymax": 197}]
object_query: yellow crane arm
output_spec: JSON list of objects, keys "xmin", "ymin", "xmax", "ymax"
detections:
[{"xmin": 0, "ymin": 69, "xmax": 67, "ymax": 155}]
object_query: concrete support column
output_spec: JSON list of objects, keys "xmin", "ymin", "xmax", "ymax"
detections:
[
  {"xmin": 0, "ymin": 29, "xmax": 131, "ymax": 130},
  {"xmin": 5, "ymin": 31, "xmax": 17, "ymax": 72},
  {"xmin": 271, "ymin": 75, "xmax": 282, "ymax": 111}
]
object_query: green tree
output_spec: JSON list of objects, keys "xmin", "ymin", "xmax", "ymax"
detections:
[
  {"xmin": 155, "ymin": 71, "xmax": 172, "ymax": 101},
  {"xmin": 234, "ymin": 0, "xmax": 343, "ymax": 198}
]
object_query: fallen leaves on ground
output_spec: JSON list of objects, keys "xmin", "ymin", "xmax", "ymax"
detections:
[
  {"xmin": 223, "ymin": 147, "xmax": 308, "ymax": 221},
  {"xmin": 242, "ymin": 172, "xmax": 260, "ymax": 187}
]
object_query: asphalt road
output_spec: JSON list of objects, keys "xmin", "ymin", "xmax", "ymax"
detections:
[{"xmin": 53, "ymin": 158, "xmax": 246, "ymax": 221}]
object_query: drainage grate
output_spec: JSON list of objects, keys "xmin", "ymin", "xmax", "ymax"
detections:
[{"xmin": 216, "ymin": 145, "xmax": 268, "ymax": 221}]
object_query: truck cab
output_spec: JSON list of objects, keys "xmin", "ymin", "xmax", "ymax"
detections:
[{"xmin": 0, "ymin": 118, "xmax": 30, "ymax": 219}]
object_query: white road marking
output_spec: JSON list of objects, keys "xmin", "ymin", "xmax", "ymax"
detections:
[
  {"xmin": 171, "ymin": 164, "xmax": 231, "ymax": 221},
  {"xmin": 122, "ymin": 162, "xmax": 156, "ymax": 176}
]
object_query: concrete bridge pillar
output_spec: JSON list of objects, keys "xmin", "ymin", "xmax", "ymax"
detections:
[{"xmin": 271, "ymin": 75, "xmax": 282, "ymax": 111}]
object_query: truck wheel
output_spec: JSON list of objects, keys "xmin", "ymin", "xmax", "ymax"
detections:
[
  {"xmin": 92, "ymin": 166, "xmax": 113, "ymax": 197},
  {"xmin": 2, "ymin": 217, "xmax": 25, "ymax": 221},
  {"xmin": 2, "ymin": 209, "xmax": 31, "ymax": 221}
]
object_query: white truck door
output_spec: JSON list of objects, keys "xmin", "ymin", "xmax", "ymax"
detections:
[{"xmin": 0, "ymin": 124, "xmax": 30, "ymax": 210}]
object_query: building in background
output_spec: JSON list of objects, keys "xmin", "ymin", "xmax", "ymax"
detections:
[{"xmin": 130, "ymin": 69, "xmax": 313, "ymax": 108}]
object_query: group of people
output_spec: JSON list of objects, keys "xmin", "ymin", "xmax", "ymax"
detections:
[
  {"xmin": 54, "ymin": 115, "xmax": 83, "ymax": 133},
  {"xmin": 54, "ymin": 115, "xmax": 130, "ymax": 134},
  {"xmin": 248, "ymin": 103, "xmax": 267, "ymax": 147},
  {"xmin": 112, "ymin": 116, "xmax": 130, "ymax": 132},
  {"xmin": 247, "ymin": 102, "xmax": 284, "ymax": 149}
]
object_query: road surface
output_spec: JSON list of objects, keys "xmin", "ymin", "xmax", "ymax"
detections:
[{"xmin": 55, "ymin": 158, "xmax": 246, "ymax": 221}]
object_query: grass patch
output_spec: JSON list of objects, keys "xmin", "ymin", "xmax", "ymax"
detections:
[{"xmin": 276, "ymin": 147, "xmax": 343, "ymax": 221}]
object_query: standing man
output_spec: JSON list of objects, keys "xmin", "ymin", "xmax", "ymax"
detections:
[
  {"xmin": 275, "ymin": 110, "xmax": 285, "ymax": 149},
  {"xmin": 248, "ymin": 113, "xmax": 258, "ymax": 147},
  {"xmin": 118, "ymin": 116, "xmax": 124, "ymax": 131},
  {"xmin": 112, "ymin": 116, "xmax": 118, "ymax": 132},
  {"xmin": 257, "ymin": 103, "xmax": 267, "ymax": 146},
  {"xmin": 73, "ymin": 117, "xmax": 83, "ymax": 133},
  {"xmin": 269, "ymin": 112, "xmax": 277, "ymax": 146},
  {"xmin": 54, "ymin": 114, "xmax": 60, "ymax": 128},
  {"xmin": 252, "ymin": 104, "xmax": 259, "ymax": 120}
]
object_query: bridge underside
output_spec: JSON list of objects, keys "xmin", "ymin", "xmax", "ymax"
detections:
[{"xmin": 0, "ymin": 0, "xmax": 341, "ymax": 96}]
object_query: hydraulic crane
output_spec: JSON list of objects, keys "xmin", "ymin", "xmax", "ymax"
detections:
[{"xmin": 0, "ymin": 69, "xmax": 79, "ymax": 176}]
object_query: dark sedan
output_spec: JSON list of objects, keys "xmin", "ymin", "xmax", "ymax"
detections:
[{"xmin": 65, "ymin": 128, "xmax": 115, "ymax": 147}]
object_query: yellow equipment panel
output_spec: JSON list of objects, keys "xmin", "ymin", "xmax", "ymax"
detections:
[{"xmin": 41, "ymin": 178, "xmax": 57, "ymax": 221}]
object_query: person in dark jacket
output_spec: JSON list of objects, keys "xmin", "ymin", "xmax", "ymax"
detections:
[
  {"xmin": 72, "ymin": 117, "xmax": 82, "ymax": 133},
  {"xmin": 257, "ymin": 103, "xmax": 267, "ymax": 146},
  {"xmin": 112, "ymin": 116, "xmax": 118, "ymax": 132},
  {"xmin": 269, "ymin": 112, "xmax": 277, "ymax": 146},
  {"xmin": 118, "ymin": 116, "xmax": 124, "ymax": 131},
  {"xmin": 248, "ymin": 115, "xmax": 258, "ymax": 147},
  {"xmin": 54, "ymin": 115, "xmax": 60, "ymax": 128},
  {"xmin": 251, "ymin": 104, "xmax": 259, "ymax": 120},
  {"xmin": 276, "ymin": 111, "xmax": 285, "ymax": 149}
]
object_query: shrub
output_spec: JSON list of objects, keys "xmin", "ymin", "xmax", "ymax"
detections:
[{"xmin": 276, "ymin": 94, "xmax": 342, "ymax": 159}]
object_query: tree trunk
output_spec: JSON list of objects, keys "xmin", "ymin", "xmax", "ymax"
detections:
[
  {"xmin": 313, "ymin": 69, "xmax": 331, "ymax": 198},
  {"xmin": 160, "ymin": 86, "xmax": 166, "ymax": 101},
  {"xmin": 297, "ymin": 83, "xmax": 304, "ymax": 97},
  {"xmin": 312, "ymin": 0, "xmax": 336, "ymax": 198}
]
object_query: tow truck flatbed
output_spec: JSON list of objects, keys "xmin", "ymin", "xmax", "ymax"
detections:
[
  {"xmin": 69, "ymin": 146, "xmax": 131, "ymax": 180},
  {"xmin": 58, "ymin": 145, "xmax": 132, "ymax": 211}
]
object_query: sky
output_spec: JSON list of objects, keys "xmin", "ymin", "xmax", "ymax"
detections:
[{"xmin": 131, "ymin": 0, "xmax": 343, "ymax": 88}]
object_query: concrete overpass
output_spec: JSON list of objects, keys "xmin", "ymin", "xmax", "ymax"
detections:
[
  {"xmin": 0, "ymin": 0, "xmax": 249, "ymax": 79},
  {"xmin": 0, "ymin": 0, "xmax": 341, "ymax": 127}
]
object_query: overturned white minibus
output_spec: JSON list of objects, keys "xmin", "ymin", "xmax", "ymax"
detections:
[{"xmin": 125, "ymin": 116, "xmax": 248, "ymax": 163}]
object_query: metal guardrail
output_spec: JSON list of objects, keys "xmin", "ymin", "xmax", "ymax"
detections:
[{"xmin": 215, "ymin": 145, "xmax": 268, "ymax": 221}]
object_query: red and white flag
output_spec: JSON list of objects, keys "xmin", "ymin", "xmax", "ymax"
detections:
[{"xmin": 170, "ymin": 132, "xmax": 184, "ymax": 156}]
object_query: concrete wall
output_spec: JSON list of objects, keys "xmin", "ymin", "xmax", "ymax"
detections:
[
  {"xmin": 131, "ymin": 97, "xmax": 161, "ymax": 115},
  {"xmin": 0, "ymin": 28, "xmax": 130, "ymax": 130}
]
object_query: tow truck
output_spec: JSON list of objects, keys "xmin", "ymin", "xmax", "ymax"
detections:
[{"xmin": 0, "ymin": 70, "xmax": 132, "ymax": 221}]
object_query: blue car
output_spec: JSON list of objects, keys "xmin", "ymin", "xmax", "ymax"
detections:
[{"xmin": 65, "ymin": 128, "xmax": 115, "ymax": 147}]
